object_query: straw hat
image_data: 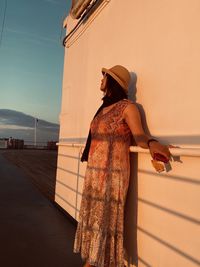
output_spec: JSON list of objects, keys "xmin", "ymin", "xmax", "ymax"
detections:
[{"xmin": 102, "ymin": 65, "xmax": 130, "ymax": 93}]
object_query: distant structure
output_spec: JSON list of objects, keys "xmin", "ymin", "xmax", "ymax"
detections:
[
  {"xmin": 55, "ymin": 1, "xmax": 200, "ymax": 267},
  {"xmin": 47, "ymin": 141, "xmax": 58, "ymax": 150},
  {"xmin": 0, "ymin": 137, "xmax": 57, "ymax": 150},
  {"xmin": 0, "ymin": 138, "xmax": 8, "ymax": 149},
  {"xmin": 2, "ymin": 137, "xmax": 24, "ymax": 149},
  {"xmin": 8, "ymin": 137, "xmax": 12, "ymax": 148}
]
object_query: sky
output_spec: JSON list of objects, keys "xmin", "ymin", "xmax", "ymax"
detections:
[{"xmin": 0, "ymin": 0, "xmax": 71, "ymax": 124}]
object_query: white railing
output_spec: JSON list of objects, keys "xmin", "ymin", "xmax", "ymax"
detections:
[
  {"xmin": 129, "ymin": 146, "xmax": 200, "ymax": 157},
  {"xmin": 56, "ymin": 142, "xmax": 200, "ymax": 157}
]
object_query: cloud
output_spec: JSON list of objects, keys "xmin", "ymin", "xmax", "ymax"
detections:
[
  {"xmin": 5, "ymin": 27, "xmax": 59, "ymax": 45},
  {"xmin": 0, "ymin": 124, "xmax": 33, "ymax": 130},
  {"xmin": 0, "ymin": 109, "xmax": 59, "ymax": 143},
  {"xmin": 0, "ymin": 109, "xmax": 59, "ymax": 128}
]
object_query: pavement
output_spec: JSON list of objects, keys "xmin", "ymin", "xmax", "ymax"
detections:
[{"xmin": 0, "ymin": 151, "xmax": 83, "ymax": 267}]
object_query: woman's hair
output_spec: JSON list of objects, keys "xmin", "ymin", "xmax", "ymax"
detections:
[{"xmin": 103, "ymin": 74, "xmax": 128, "ymax": 101}]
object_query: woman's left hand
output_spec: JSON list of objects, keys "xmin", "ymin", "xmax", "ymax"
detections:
[{"xmin": 149, "ymin": 141, "xmax": 172, "ymax": 161}]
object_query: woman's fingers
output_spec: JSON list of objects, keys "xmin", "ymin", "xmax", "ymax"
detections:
[
  {"xmin": 150, "ymin": 144, "xmax": 181, "ymax": 163},
  {"xmin": 168, "ymin": 144, "xmax": 180, "ymax": 148},
  {"xmin": 155, "ymin": 146, "xmax": 171, "ymax": 160},
  {"xmin": 163, "ymin": 146, "xmax": 171, "ymax": 158}
]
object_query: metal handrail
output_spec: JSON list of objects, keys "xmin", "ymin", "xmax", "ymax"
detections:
[
  {"xmin": 129, "ymin": 146, "xmax": 200, "ymax": 157},
  {"xmin": 56, "ymin": 142, "xmax": 200, "ymax": 157},
  {"xmin": 57, "ymin": 142, "xmax": 84, "ymax": 148}
]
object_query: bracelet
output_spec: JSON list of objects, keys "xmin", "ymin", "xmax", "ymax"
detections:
[{"xmin": 147, "ymin": 138, "xmax": 158, "ymax": 147}]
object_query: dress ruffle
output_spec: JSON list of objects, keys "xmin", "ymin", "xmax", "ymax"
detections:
[{"xmin": 74, "ymin": 219, "xmax": 125, "ymax": 267}]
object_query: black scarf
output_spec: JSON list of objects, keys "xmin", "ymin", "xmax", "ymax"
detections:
[{"xmin": 81, "ymin": 96, "xmax": 123, "ymax": 162}]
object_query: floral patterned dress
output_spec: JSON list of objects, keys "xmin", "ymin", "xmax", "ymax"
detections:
[{"xmin": 73, "ymin": 99, "xmax": 133, "ymax": 267}]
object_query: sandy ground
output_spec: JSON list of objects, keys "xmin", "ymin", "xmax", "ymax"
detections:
[{"xmin": 2, "ymin": 149, "xmax": 58, "ymax": 202}]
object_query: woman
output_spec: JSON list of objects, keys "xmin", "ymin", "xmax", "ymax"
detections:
[{"xmin": 73, "ymin": 65, "xmax": 171, "ymax": 267}]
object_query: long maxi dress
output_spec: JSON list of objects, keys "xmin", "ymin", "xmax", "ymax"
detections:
[{"xmin": 73, "ymin": 99, "xmax": 133, "ymax": 267}]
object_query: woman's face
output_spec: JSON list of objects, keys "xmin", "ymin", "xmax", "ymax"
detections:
[{"xmin": 100, "ymin": 73, "xmax": 107, "ymax": 93}]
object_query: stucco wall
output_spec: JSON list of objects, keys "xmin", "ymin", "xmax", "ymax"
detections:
[{"xmin": 56, "ymin": 1, "xmax": 200, "ymax": 266}]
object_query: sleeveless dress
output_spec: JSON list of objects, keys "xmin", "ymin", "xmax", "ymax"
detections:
[{"xmin": 73, "ymin": 99, "xmax": 133, "ymax": 267}]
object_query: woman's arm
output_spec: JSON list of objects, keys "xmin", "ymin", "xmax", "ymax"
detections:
[{"xmin": 123, "ymin": 103, "xmax": 171, "ymax": 160}]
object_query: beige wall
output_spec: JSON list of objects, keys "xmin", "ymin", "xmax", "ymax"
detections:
[{"xmin": 56, "ymin": 1, "xmax": 200, "ymax": 266}]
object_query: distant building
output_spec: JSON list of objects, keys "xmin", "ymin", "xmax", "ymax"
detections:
[{"xmin": 0, "ymin": 138, "xmax": 8, "ymax": 149}]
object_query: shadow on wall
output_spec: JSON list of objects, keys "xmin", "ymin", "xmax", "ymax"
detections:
[
  {"xmin": 128, "ymin": 72, "xmax": 138, "ymax": 103},
  {"xmin": 124, "ymin": 74, "xmax": 139, "ymax": 266},
  {"xmin": 123, "ymin": 72, "xmax": 200, "ymax": 267},
  {"xmin": 124, "ymin": 152, "xmax": 139, "ymax": 267},
  {"xmin": 128, "ymin": 72, "xmax": 151, "ymax": 138},
  {"xmin": 128, "ymin": 72, "xmax": 200, "ymax": 145}
]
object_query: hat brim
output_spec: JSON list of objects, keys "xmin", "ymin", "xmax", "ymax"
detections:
[{"xmin": 101, "ymin": 67, "xmax": 128, "ymax": 92}]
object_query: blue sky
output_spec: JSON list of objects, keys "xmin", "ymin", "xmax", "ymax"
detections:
[{"xmin": 0, "ymin": 0, "xmax": 71, "ymax": 124}]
